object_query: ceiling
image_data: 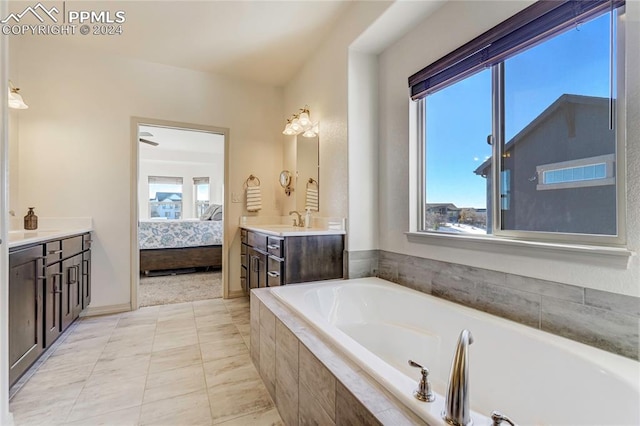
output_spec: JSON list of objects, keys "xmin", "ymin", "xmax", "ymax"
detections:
[{"xmin": 14, "ymin": 0, "xmax": 354, "ymax": 86}]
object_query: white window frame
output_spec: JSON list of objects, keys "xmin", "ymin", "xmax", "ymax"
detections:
[{"xmin": 415, "ymin": 6, "xmax": 627, "ymax": 250}]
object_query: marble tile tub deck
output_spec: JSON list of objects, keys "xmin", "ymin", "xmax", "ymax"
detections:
[{"xmin": 9, "ymin": 297, "xmax": 283, "ymax": 426}]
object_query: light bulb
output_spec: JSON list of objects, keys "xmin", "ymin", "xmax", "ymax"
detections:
[
  {"xmin": 302, "ymin": 129, "xmax": 316, "ymax": 138},
  {"xmin": 290, "ymin": 117, "xmax": 302, "ymax": 133},
  {"xmin": 282, "ymin": 123, "xmax": 296, "ymax": 135},
  {"xmin": 298, "ymin": 111, "xmax": 310, "ymax": 127}
]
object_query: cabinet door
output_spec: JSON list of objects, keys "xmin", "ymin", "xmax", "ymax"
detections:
[
  {"xmin": 82, "ymin": 250, "xmax": 91, "ymax": 309},
  {"xmin": 44, "ymin": 263, "xmax": 63, "ymax": 347},
  {"xmin": 62, "ymin": 255, "xmax": 82, "ymax": 330},
  {"xmin": 248, "ymin": 248, "xmax": 267, "ymax": 289},
  {"xmin": 9, "ymin": 245, "xmax": 44, "ymax": 386}
]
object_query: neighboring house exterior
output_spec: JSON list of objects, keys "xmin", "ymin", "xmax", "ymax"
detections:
[
  {"xmin": 474, "ymin": 94, "xmax": 616, "ymax": 235},
  {"xmin": 150, "ymin": 192, "xmax": 183, "ymax": 219},
  {"xmin": 426, "ymin": 203, "xmax": 461, "ymax": 223}
]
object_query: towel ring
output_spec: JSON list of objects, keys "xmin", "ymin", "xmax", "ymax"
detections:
[
  {"xmin": 245, "ymin": 174, "xmax": 261, "ymax": 188},
  {"xmin": 306, "ymin": 178, "xmax": 318, "ymax": 189}
]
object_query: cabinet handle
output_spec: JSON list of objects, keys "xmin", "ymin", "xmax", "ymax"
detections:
[
  {"xmin": 37, "ymin": 255, "xmax": 47, "ymax": 260},
  {"xmin": 48, "ymin": 249, "xmax": 63, "ymax": 255},
  {"xmin": 267, "ymin": 271, "xmax": 280, "ymax": 278},
  {"xmin": 52, "ymin": 272, "xmax": 63, "ymax": 276},
  {"xmin": 267, "ymin": 244, "xmax": 280, "ymax": 250},
  {"xmin": 37, "ymin": 276, "xmax": 46, "ymax": 280}
]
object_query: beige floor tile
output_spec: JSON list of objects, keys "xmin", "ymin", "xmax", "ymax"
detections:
[
  {"xmin": 193, "ymin": 299, "xmax": 228, "ymax": 317},
  {"xmin": 63, "ymin": 406, "xmax": 141, "ymax": 426},
  {"xmin": 215, "ymin": 407, "xmax": 283, "ymax": 426},
  {"xmin": 90, "ymin": 352, "xmax": 151, "ymax": 380},
  {"xmin": 203, "ymin": 353, "xmax": 260, "ymax": 389},
  {"xmin": 143, "ymin": 363, "xmax": 207, "ymax": 404},
  {"xmin": 13, "ymin": 361, "xmax": 92, "ymax": 392},
  {"xmin": 38, "ymin": 348, "xmax": 103, "ymax": 372},
  {"xmin": 64, "ymin": 323, "xmax": 116, "ymax": 344},
  {"xmin": 116, "ymin": 316, "xmax": 158, "ymax": 329},
  {"xmin": 120, "ymin": 305, "xmax": 160, "ymax": 318},
  {"xmin": 149, "ymin": 343, "xmax": 202, "ymax": 374},
  {"xmin": 139, "ymin": 389, "xmax": 212, "ymax": 426},
  {"xmin": 236, "ymin": 323, "xmax": 251, "ymax": 339},
  {"xmin": 66, "ymin": 373, "xmax": 146, "ymax": 422},
  {"xmin": 197, "ymin": 323, "xmax": 242, "ymax": 344},
  {"xmin": 152, "ymin": 328, "xmax": 199, "ymax": 352},
  {"xmin": 11, "ymin": 397, "xmax": 76, "ymax": 426},
  {"xmin": 208, "ymin": 377, "xmax": 273, "ymax": 424},
  {"xmin": 78, "ymin": 314, "xmax": 121, "ymax": 327},
  {"xmin": 155, "ymin": 317, "xmax": 197, "ymax": 335},
  {"xmin": 196, "ymin": 313, "xmax": 234, "ymax": 329},
  {"xmin": 200, "ymin": 338, "xmax": 249, "ymax": 363},
  {"xmin": 108, "ymin": 324, "xmax": 157, "ymax": 344},
  {"xmin": 53, "ymin": 335, "xmax": 111, "ymax": 357},
  {"xmin": 11, "ymin": 380, "xmax": 85, "ymax": 408},
  {"xmin": 100, "ymin": 336, "xmax": 155, "ymax": 359}
]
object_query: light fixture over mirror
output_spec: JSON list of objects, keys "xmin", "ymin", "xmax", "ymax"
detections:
[
  {"xmin": 283, "ymin": 105, "xmax": 318, "ymax": 138},
  {"xmin": 7, "ymin": 81, "xmax": 28, "ymax": 109}
]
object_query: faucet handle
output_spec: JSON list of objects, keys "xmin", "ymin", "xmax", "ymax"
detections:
[
  {"xmin": 408, "ymin": 360, "xmax": 435, "ymax": 402},
  {"xmin": 491, "ymin": 411, "xmax": 517, "ymax": 426}
]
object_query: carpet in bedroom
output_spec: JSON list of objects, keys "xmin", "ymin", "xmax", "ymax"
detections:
[{"xmin": 139, "ymin": 270, "xmax": 222, "ymax": 307}]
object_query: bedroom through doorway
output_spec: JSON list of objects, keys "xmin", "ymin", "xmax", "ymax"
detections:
[{"xmin": 135, "ymin": 121, "xmax": 226, "ymax": 307}]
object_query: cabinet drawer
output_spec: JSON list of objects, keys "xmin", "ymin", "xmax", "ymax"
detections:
[
  {"xmin": 267, "ymin": 257, "xmax": 283, "ymax": 287},
  {"xmin": 241, "ymin": 229, "xmax": 248, "ymax": 244},
  {"xmin": 241, "ymin": 254, "xmax": 248, "ymax": 269},
  {"xmin": 62, "ymin": 236, "xmax": 83, "ymax": 258},
  {"xmin": 247, "ymin": 231, "xmax": 267, "ymax": 252},
  {"xmin": 267, "ymin": 237, "xmax": 283, "ymax": 258},
  {"xmin": 45, "ymin": 241, "xmax": 62, "ymax": 265}
]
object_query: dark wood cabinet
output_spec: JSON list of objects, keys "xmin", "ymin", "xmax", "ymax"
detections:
[
  {"xmin": 9, "ymin": 232, "xmax": 92, "ymax": 387},
  {"xmin": 9, "ymin": 245, "xmax": 45, "ymax": 386},
  {"xmin": 241, "ymin": 229, "xmax": 343, "ymax": 289}
]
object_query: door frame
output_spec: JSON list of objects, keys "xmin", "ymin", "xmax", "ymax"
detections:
[{"xmin": 130, "ymin": 117, "xmax": 230, "ymax": 310}]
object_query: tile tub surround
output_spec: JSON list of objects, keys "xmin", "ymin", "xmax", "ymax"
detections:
[
  {"xmin": 347, "ymin": 249, "xmax": 640, "ymax": 360},
  {"xmin": 251, "ymin": 288, "xmax": 426, "ymax": 426}
]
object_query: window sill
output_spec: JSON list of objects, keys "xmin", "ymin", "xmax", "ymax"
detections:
[{"xmin": 405, "ymin": 231, "xmax": 634, "ymax": 268}]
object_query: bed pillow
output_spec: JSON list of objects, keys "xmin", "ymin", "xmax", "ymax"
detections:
[{"xmin": 200, "ymin": 204, "xmax": 223, "ymax": 221}]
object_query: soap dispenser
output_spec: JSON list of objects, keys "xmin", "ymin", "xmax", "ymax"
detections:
[
  {"xmin": 304, "ymin": 208, "xmax": 311, "ymax": 228},
  {"xmin": 24, "ymin": 207, "xmax": 38, "ymax": 230}
]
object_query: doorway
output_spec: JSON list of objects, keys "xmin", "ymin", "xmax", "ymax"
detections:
[{"xmin": 130, "ymin": 118, "xmax": 230, "ymax": 309}]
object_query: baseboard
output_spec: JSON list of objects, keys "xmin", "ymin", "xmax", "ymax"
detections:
[
  {"xmin": 227, "ymin": 290, "xmax": 247, "ymax": 299},
  {"xmin": 80, "ymin": 303, "xmax": 132, "ymax": 317}
]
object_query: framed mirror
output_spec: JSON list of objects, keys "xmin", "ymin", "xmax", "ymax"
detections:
[{"xmin": 296, "ymin": 134, "xmax": 319, "ymax": 212}]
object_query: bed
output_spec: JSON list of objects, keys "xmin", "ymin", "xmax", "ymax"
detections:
[{"xmin": 139, "ymin": 219, "xmax": 223, "ymax": 274}]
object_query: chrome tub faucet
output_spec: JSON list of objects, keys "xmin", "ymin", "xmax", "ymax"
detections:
[{"xmin": 443, "ymin": 329, "xmax": 474, "ymax": 426}]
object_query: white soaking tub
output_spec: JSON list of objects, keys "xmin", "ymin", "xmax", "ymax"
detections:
[{"xmin": 270, "ymin": 277, "xmax": 639, "ymax": 426}]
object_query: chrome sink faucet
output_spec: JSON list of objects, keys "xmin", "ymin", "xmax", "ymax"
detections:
[
  {"xmin": 443, "ymin": 329, "xmax": 474, "ymax": 426},
  {"xmin": 288, "ymin": 210, "xmax": 304, "ymax": 227}
]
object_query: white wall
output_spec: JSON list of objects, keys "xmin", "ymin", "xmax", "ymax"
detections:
[
  {"xmin": 12, "ymin": 38, "xmax": 284, "ymax": 308},
  {"xmin": 282, "ymin": 1, "xmax": 392, "ymax": 226},
  {"xmin": 377, "ymin": 0, "xmax": 640, "ymax": 297}
]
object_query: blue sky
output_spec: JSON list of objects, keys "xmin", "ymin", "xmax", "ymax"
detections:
[{"xmin": 425, "ymin": 11, "xmax": 612, "ymax": 209}]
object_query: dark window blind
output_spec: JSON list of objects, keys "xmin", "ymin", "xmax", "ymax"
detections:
[{"xmin": 409, "ymin": 0, "xmax": 624, "ymax": 100}]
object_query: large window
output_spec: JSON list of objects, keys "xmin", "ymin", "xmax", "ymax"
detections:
[
  {"xmin": 149, "ymin": 176, "xmax": 183, "ymax": 219},
  {"xmin": 412, "ymin": 0, "xmax": 625, "ymax": 244}
]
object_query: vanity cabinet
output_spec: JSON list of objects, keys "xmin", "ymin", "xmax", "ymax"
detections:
[
  {"xmin": 9, "ymin": 232, "xmax": 92, "ymax": 387},
  {"xmin": 241, "ymin": 228, "xmax": 343, "ymax": 289},
  {"xmin": 9, "ymin": 245, "xmax": 45, "ymax": 387}
]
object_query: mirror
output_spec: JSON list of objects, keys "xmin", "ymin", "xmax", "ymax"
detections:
[
  {"xmin": 295, "ymin": 134, "xmax": 319, "ymax": 212},
  {"xmin": 279, "ymin": 170, "xmax": 293, "ymax": 196}
]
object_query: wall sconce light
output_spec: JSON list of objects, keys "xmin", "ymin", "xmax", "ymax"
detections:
[
  {"xmin": 8, "ymin": 81, "xmax": 28, "ymax": 109},
  {"xmin": 282, "ymin": 105, "xmax": 318, "ymax": 138}
]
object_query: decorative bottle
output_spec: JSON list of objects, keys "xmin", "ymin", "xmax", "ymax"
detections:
[{"xmin": 24, "ymin": 207, "xmax": 38, "ymax": 230}]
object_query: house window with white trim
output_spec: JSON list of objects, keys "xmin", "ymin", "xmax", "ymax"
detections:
[
  {"xmin": 194, "ymin": 177, "xmax": 210, "ymax": 218},
  {"xmin": 149, "ymin": 176, "xmax": 183, "ymax": 219}
]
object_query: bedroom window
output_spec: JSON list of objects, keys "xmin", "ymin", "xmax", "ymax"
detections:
[
  {"xmin": 410, "ymin": 0, "xmax": 625, "ymax": 245},
  {"xmin": 194, "ymin": 177, "xmax": 210, "ymax": 218},
  {"xmin": 149, "ymin": 176, "xmax": 183, "ymax": 219}
]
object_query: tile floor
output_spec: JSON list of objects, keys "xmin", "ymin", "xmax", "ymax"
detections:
[{"xmin": 9, "ymin": 297, "xmax": 284, "ymax": 426}]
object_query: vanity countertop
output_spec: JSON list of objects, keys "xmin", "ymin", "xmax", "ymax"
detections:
[
  {"xmin": 7, "ymin": 228, "xmax": 93, "ymax": 250},
  {"xmin": 242, "ymin": 224, "xmax": 345, "ymax": 237}
]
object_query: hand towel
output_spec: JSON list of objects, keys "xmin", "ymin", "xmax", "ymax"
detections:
[
  {"xmin": 246, "ymin": 186, "xmax": 262, "ymax": 212},
  {"xmin": 305, "ymin": 187, "xmax": 319, "ymax": 211}
]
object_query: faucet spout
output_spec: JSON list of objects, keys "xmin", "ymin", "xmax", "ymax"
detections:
[
  {"xmin": 443, "ymin": 329, "xmax": 474, "ymax": 426},
  {"xmin": 288, "ymin": 210, "xmax": 304, "ymax": 227}
]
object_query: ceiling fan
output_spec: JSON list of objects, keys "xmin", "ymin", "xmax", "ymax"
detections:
[{"xmin": 139, "ymin": 131, "xmax": 159, "ymax": 146}]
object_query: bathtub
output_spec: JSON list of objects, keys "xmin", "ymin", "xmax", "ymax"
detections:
[{"xmin": 270, "ymin": 277, "xmax": 639, "ymax": 425}]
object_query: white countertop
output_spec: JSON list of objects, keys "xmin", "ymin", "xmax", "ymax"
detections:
[
  {"xmin": 7, "ymin": 228, "xmax": 92, "ymax": 249},
  {"xmin": 242, "ymin": 224, "xmax": 345, "ymax": 237}
]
